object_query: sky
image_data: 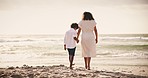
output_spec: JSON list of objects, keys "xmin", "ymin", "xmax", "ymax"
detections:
[{"xmin": 0, "ymin": 0, "xmax": 148, "ymax": 34}]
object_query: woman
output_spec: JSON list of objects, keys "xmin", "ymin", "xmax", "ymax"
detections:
[{"xmin": 77, "ymin": 12, "xmax": 98, "ymax": 70}]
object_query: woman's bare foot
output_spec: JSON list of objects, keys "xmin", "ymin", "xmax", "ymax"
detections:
[
  {"xmin": 88, "ymin": 67, "xmax": 90, "ymax": 70},
  {"xmin": 85, "ymin": 66, "xmax": 87, "ymax": 69}
]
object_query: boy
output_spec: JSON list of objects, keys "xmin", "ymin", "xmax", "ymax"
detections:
[{"xmin": 64, "ymin": 23, "xmax": 79, "ymax": 69}]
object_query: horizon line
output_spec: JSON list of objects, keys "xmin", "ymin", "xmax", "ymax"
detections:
[{"xmin": 0, "ymin": 33, "xmax": 148, "ymax": 35}]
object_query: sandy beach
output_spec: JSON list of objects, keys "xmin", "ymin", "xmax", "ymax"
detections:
[{"xmin": 0, "ymin": 64, "xmax": 148, "ymax": 78}]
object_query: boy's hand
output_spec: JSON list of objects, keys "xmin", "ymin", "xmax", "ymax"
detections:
[{"xmin": 64, "ymin": 45, "xmax": 66, "ymax": 50}]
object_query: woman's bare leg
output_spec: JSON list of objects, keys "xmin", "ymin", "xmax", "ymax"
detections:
[
  {"xmin": 88, "ymin": 57, "xmax": 91, "ymax": 70},
  {"xmin": 84, "ymin": 57, "xmax": 87, "ymax": 69}
]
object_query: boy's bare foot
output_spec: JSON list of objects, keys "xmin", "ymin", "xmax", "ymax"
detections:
[{"xmin": 70, "ymin": 67, "xmax": 73, "ymax": 69}]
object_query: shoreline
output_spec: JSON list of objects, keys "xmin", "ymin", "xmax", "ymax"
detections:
[{"xmin": 0, "ymin": 65, "xmax": 148, "ymax": 78}]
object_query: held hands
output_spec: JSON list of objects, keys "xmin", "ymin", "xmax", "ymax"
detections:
[
  {"xmin": 74, "ymin": 37, "xmax": 79, "ymax": 43},
  {"xmin": 77, "ymin": 39, "xmax": 79, "ymax": 43}
]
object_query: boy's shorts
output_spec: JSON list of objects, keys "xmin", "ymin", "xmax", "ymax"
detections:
[{"xmin": 67, "ymin": 47, "xmax": 76, "ymax": 56}]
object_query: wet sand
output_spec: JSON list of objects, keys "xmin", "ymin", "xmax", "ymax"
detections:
[{"xmin": 0, "ymin": 65, "xmax": 148, "ymax": 78}]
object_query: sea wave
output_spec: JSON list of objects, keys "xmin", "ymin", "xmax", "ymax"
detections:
[
  {"xmin": 0, "ymin": 37, "xmax": 148, "ymax": 43},
  {"xmin": 0, "ymin": 38, "xmax": 63, "ymax": 43},
  {"xmin": 0, "ymin": 39, "xmax": 35, "ymax": 43},
  {"xmin": 0, "ymin": 34, "xmax": 148, "ymax": 43},
  {"xmin": 100, "ymin": 37, "xmax": 148, "ymax": 41},
  {"xmin": 111, "ymin": 52, "xmax": 148, "ymax": 59}
]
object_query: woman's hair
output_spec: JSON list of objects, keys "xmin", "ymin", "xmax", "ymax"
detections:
[
  {"xmin": 83, "ymin": 12, "xmax": 94, "ymax": 20},
  {"xmin": 71, "ymin": 23, "xmax": 78, "ymax": 29}
]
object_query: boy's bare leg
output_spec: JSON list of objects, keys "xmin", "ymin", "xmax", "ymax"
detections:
[
  {"xmin": 69, "ymin": 55, "xmax": 74, "ymax": 69},
  {"xmin": 71, "ymin": 56, "xmax": 74, "ymax": 65},
  {"xmin": 69, "ymin": 56, "xmax": 71, "ymax": 68}
]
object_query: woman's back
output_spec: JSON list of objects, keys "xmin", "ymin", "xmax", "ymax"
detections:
[
  {"xmin": 78, "ymin": 20, "xmax": 97, "ymax": 57},
  {"xmin": 79, "ymin": 20, "xmax": 96, "ymax": 33}
]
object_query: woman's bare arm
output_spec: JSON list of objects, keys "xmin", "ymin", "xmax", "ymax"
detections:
[
  {"xmin": 77, "ymin": 27, "xmax": 81, "ymax": 39},
  {"xmin": 94, "ymin": 26, "xmax": 98, "ymax": 43}
]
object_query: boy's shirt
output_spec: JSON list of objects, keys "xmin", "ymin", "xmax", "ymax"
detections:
[{"xmin": 64, "ymin": 28, "xmax": 77, "ymax": 49}]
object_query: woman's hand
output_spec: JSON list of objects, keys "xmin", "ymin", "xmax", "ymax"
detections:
[
  {"xmin": 77, "ymin": 27, "xmax": 81, "ymax": 39},
  {"xmin": 94, "ymin": 26, "xmax": 98, "ymax": 44},
  {"xmin": 95, "ymin": 39, "xmax": 98, "ymax": 44}
]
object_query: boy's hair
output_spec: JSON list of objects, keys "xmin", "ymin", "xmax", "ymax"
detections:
[{"xmin": 71, "ymin": 23, "xmax": 78, "ymax": 29}]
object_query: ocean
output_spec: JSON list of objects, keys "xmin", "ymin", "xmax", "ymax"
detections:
[{"xmin": 0, "ymin": 34, "xmax": 148, "ymax": 68}]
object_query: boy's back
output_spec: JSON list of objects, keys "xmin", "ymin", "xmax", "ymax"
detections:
[{"xmin": 64, "ymin": 28, "xmax": 77, "ymax": 49}]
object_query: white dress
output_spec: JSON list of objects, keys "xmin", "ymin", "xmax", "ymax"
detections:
[{"xmin": 78, "ymin": 20, "xmax": 97, "ymax": 57}]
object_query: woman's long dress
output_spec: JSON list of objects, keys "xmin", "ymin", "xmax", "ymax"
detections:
[{"xmin": 78, "ymin": 20, "xmax": 97, "ymax": 57}]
